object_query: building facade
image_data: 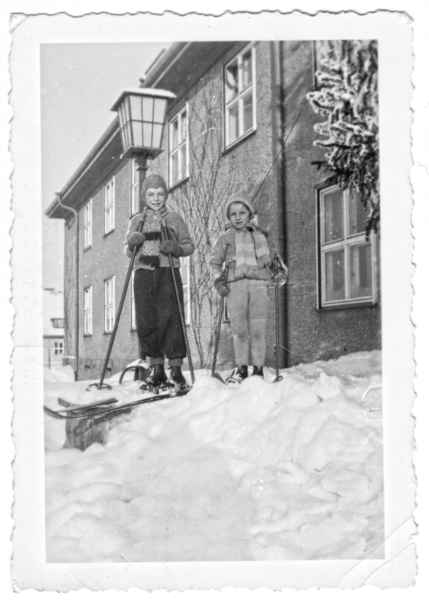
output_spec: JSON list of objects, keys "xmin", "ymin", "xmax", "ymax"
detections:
[
  {"xmin": 46, "ymin": 41, "xmax": 381, "ymax": 380},
  {"xmin": 43, "ymin": 288, "xmax": 65, "ymax": 369}
]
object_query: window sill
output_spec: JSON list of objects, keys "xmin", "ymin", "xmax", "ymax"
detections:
[
  {"xmin": 223, "ymin": 128, "xmax": 257, "ymax": 156},
  {"xmin": 103, "ymin": 229, "xmax": 115, "ymax": 239},
  {"xmin": 83, "ymin": 245, "xmax": 92, "ymax": 252},
  {"xmin": 169, "ymin": 175, "xmax": 189, "ymax": 192},
  {"xmin": 103, "ymin": 330, "xmax": 113, "ymax": 335},
  {"xmin": 317, "ymin": 300, "xmax": 378, "ymax": 312},
  {"xmin": 83, "ymin": 333, "xmax": 93, "ymax": 338}
]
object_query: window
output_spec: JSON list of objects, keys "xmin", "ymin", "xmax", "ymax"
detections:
[
  {"xmin": 54, "ymin": 341, "xmax": 64, "ymax": 355},
  {"xmin": 169, "ymin": 106, "xmax": 189, "ymax": 186},
  {"xmin": 104, "ymin": 178, "xmax": 115, "ymax": 234},
  {"xmin": 84, "ymin": 286, "xmax": 93, "ymax": 335},
  {"xmin": 104, "ymin": 277, "xmax": 115, "ymax": 332},
  {"xmin": 51, "ymin": 318, "xmax": 64, "ymax": 329},
  {"xmin": 224, "ymin": 44, "xmax": 256, "ymax": 148},
  {"xmin": 131, "ymin": 270, "xmax": 137, "ymax": 330},
  {"xmin": 131, "ymin": 160, "xmax": 140, "ymax": 215},
  {"xmin": 318, "ymin": 186, "xmax": 376, "ymax": 307},
  {"xmin": 180, "ymin": 256, "xmax": 191, "ymax": 325},
  {"xmin": 84, "ymin": 199, "xmax": 92, "ymax": 248}
]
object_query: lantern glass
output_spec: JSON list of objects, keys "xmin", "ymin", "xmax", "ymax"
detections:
[{"xmin": 111, "ymin": 88, "xmax": 176, "ymax": 158}]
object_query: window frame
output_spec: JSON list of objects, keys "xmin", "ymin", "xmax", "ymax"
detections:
[
  {"xmin": 54, "ymin": 341, "xmax": 64, "ymax": 356},
  {"xmin": 316, "ymin": 184, "xmax": 377, "ymax": 309},
  {"xmin": 104, "ymin": 177, "xmax": 115, "ymax": 235},
  {"xmin": 104, "ymin": 276, "xmax": 115, "ymax": 333},
  {"xmin": 224, "ymin": 43, "xmax": 257, "ymax": 150},
  {"xmin": 84, "ymin": 198, "xmax": 93, "ymax": 249},
  {"xmin": 131, "ymin": 159, "xmax": 140, "ymax": 216},
  {"xmin": 83, "ymin": 285, "xmax": 93, "ymax": 336},
  {"xmin": 131, "ymin": 270, "xmax": 137, "ymax": 331},
  {"xmin": 180, "ymin": 255, "xmax": 191, "ymax": 326},
  {"xmin": 168, "ymin": 104, "xmax": 189, "ymax": 188}
]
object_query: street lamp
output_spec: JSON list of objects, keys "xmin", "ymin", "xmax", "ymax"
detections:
[
  {"xmin": 89, "ymin": 86, "xmax": 176, "ymax": 390},
  {"xmin": 111, "ymin": 87, "xmax": 176, "ymax": 210}
]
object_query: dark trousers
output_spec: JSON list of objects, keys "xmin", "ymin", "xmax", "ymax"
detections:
[{"xmin": 134, "ymin": 267, "xmax": 186, "ymax": 363}]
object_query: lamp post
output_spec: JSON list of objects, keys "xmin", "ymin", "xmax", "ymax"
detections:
[{"xmin": 90, "ymin": 87, "xmax": 176, "ymax": 390}]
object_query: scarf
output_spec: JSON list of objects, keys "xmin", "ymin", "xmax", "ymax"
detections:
[
  {"xmin": 234, "ymin": 225, "xmax": 271, "ymax": 279},
  {"xmin": 139, "ymin": 207, "xmax": 169, "ymax": 267}
]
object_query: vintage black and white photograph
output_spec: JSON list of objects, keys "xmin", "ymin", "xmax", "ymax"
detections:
[{"xmin": 9, "ymin": 8, "xmax": 418, "ymax": 592}]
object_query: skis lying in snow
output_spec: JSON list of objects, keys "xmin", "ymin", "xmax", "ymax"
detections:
[{"xmin": 43, "ymin": 386, "xmax": 191, "ymax": 421}]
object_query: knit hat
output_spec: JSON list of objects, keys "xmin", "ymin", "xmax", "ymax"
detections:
[
  {"xmin": 226, "ymin": 189, "xmax": 255, "ymax": 220},
  {"xmin": 141, "ymin": 174, "xmax": 168, "ymax": 203}
]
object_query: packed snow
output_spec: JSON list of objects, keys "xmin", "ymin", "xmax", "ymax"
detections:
[{"xmin": 44, "ymin": 351, "xmax": 383, "ymax": 562}]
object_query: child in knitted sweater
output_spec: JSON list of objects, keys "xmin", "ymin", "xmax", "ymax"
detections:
[
  {"xmin": 209, "ymin": 190, "xmax": 287, "ymax": 382},
  {"xmin": 123, "ymin": 174, "xmax": 194, "ymax": 390}
]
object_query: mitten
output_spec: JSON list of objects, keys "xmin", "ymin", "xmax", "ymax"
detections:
[
  {"xmin": 128, "ymin": 231, "xmax": 145, "ymax": 249},
  {"xmin": 273, "ymin": 271, "xmax": 287, "ymax": 286},
  {"xmin": 214, "ymin": 275, "xmax": 230, "ymax": 297},
  {"xmin": 159, "ymin": 239, "xmax": 183, "ymax": 257}
]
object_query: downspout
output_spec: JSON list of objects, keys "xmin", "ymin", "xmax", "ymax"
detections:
[
  {"xmin": 56, "ymin": 193, "xmax": 79, "ymax": 381},
  {"xmin": 270, "ymin": 41, "xmax": 287, "ymax": 368}
]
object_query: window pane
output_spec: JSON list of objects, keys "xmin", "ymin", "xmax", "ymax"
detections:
[
  {"xmin": 171, "ymin": 152, "xmax": 179, "ymax": 184},
  {"xmin": 325, "ymin": 249, "xmax": 345, "ymax": 302},
  {"xmin": 179, "ymin": 145, "xmax": 187, "ymax": 179},
  {"xmin": 225, "ymin": 61, "xmax": 239, "ymax": 102},
  {"xmin": 242, "ymin": 50, "xmax": 252, "ymax": 87},
  {"xmin": 243, "ymin": 92, "xmax": 253, "ymax": 133},
  {"xmin": 228, "ymin": 103, "xmax": 239, "ymax": 144},
  {"xmin": 171, "ymin": 119, "xmax": 179, "ymax": 150},
  {"xmin": 180, "ymin": 111, "xmax": 187, "ymax": 143},
  {"xmin": 349, "ymin": 243, "xmax": 372, "ymax": 299},
  {"xmin": 348, "ymin": 189, "xmax": 368, "ymax": 236},
  {"xmin": 323, "ymin": 189, "xmax": 344, "ymax": 242}
]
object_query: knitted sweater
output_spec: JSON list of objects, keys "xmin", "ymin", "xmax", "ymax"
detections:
[
  {"xmin": 209, "ymin": 226, "xmax": 276, "ymax": 283},
  {"xmin": 123, "ymin": 210, "xmax": 194, "ymax": 270}
]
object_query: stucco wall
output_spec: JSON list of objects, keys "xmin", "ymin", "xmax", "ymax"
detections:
[
  {"xmin": 281, "ymin": 41, "xmax": 381, "ymax": 364},
  {"xmin": 153, "ymin": 41, "xmax": 281, "ymax": 370}
]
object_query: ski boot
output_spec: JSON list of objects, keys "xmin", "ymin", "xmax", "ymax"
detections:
[
  {"xmin": 166, "ymin": 366, "xmax": 189, "ymax": 396},
  {"xmin": 252, "ymin": 366, "xmax": 264, "ymax": 378},
  {"xmin": 226, "ymin": 365, "xmax": 248, "ymax": 385},
  {"xmin": 139, "ymin": 364, "xmax": 168, "ymax": 393}
]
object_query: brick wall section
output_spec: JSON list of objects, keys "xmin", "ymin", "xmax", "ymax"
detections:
[{"xmin": 281, "ymin": 41, "xmax": 381, "ymax": 364}]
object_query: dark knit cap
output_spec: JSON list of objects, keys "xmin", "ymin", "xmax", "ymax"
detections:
[
  {"xmin": 141, "ymin": 174, "xmax": 168, "ymax": 203},
  {"xmin": 226, "ymin": 189, "xmax": 255, "ymax": 219}
]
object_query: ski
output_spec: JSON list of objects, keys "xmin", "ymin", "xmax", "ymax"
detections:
[
  {"xmin": 44, "ymin": 386, "xmax": 191, "ymax": 421},
  {"xmin": 56, "ymin": 398, "xmax": 118, "ymax": 413}
]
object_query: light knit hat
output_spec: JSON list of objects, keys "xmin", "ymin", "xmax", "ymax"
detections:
[
  {"xmin": 226, "ymin": 189, "xmax": 255, "ymax": 219},
  {"xmin": 141, "ymin": 174, "xmax": 168, "ymax": 203}
]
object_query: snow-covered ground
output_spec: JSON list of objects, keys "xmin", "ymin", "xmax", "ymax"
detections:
[{"xmin": 44, "ymin": 351, "xmax": 383, "ymax": 562}]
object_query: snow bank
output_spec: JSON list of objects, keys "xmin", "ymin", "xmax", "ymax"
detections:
[{"xmin": 44, "ymin": 351, "xmax": 383, "ymax": 562}]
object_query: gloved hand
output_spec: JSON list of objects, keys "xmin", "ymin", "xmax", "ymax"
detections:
[
  {"xmin": 214, "ymin": 275, "xmax": 230, "ymax": 297},
  {"xmin": 273, "ymin": 271, "xmax": 287, "ymax": 286},
  {"xmin": 159, "ymin": 239, "xmax": 182, "ymax": 257},
  {"xmin": 128, "ymin": 231, "xmax": 145, "ymax": 249}
]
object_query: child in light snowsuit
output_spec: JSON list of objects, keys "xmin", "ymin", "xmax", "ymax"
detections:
[
  {"xmin": 123, "ymin": 174, "xmax": 194, "ymax": 390},
  {"xmin": 209, "ymin": 190, "xmax": 287, "ymax": 382}
]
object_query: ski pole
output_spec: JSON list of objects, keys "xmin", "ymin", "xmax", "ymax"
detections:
[
  {"xmin": 273, "ymin": 251, "xmax": 283, "ymax": 383},
  {"xmin": 88, "ymin": 210, "xmax": 147, "ymax": 391},
  {"xmin": 211, "ymin": 261, "xmax": 230, "ymax": 377},
  {"xmin": 161, "ymin": 222, "xmax": 195, "ymax": 385}
]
